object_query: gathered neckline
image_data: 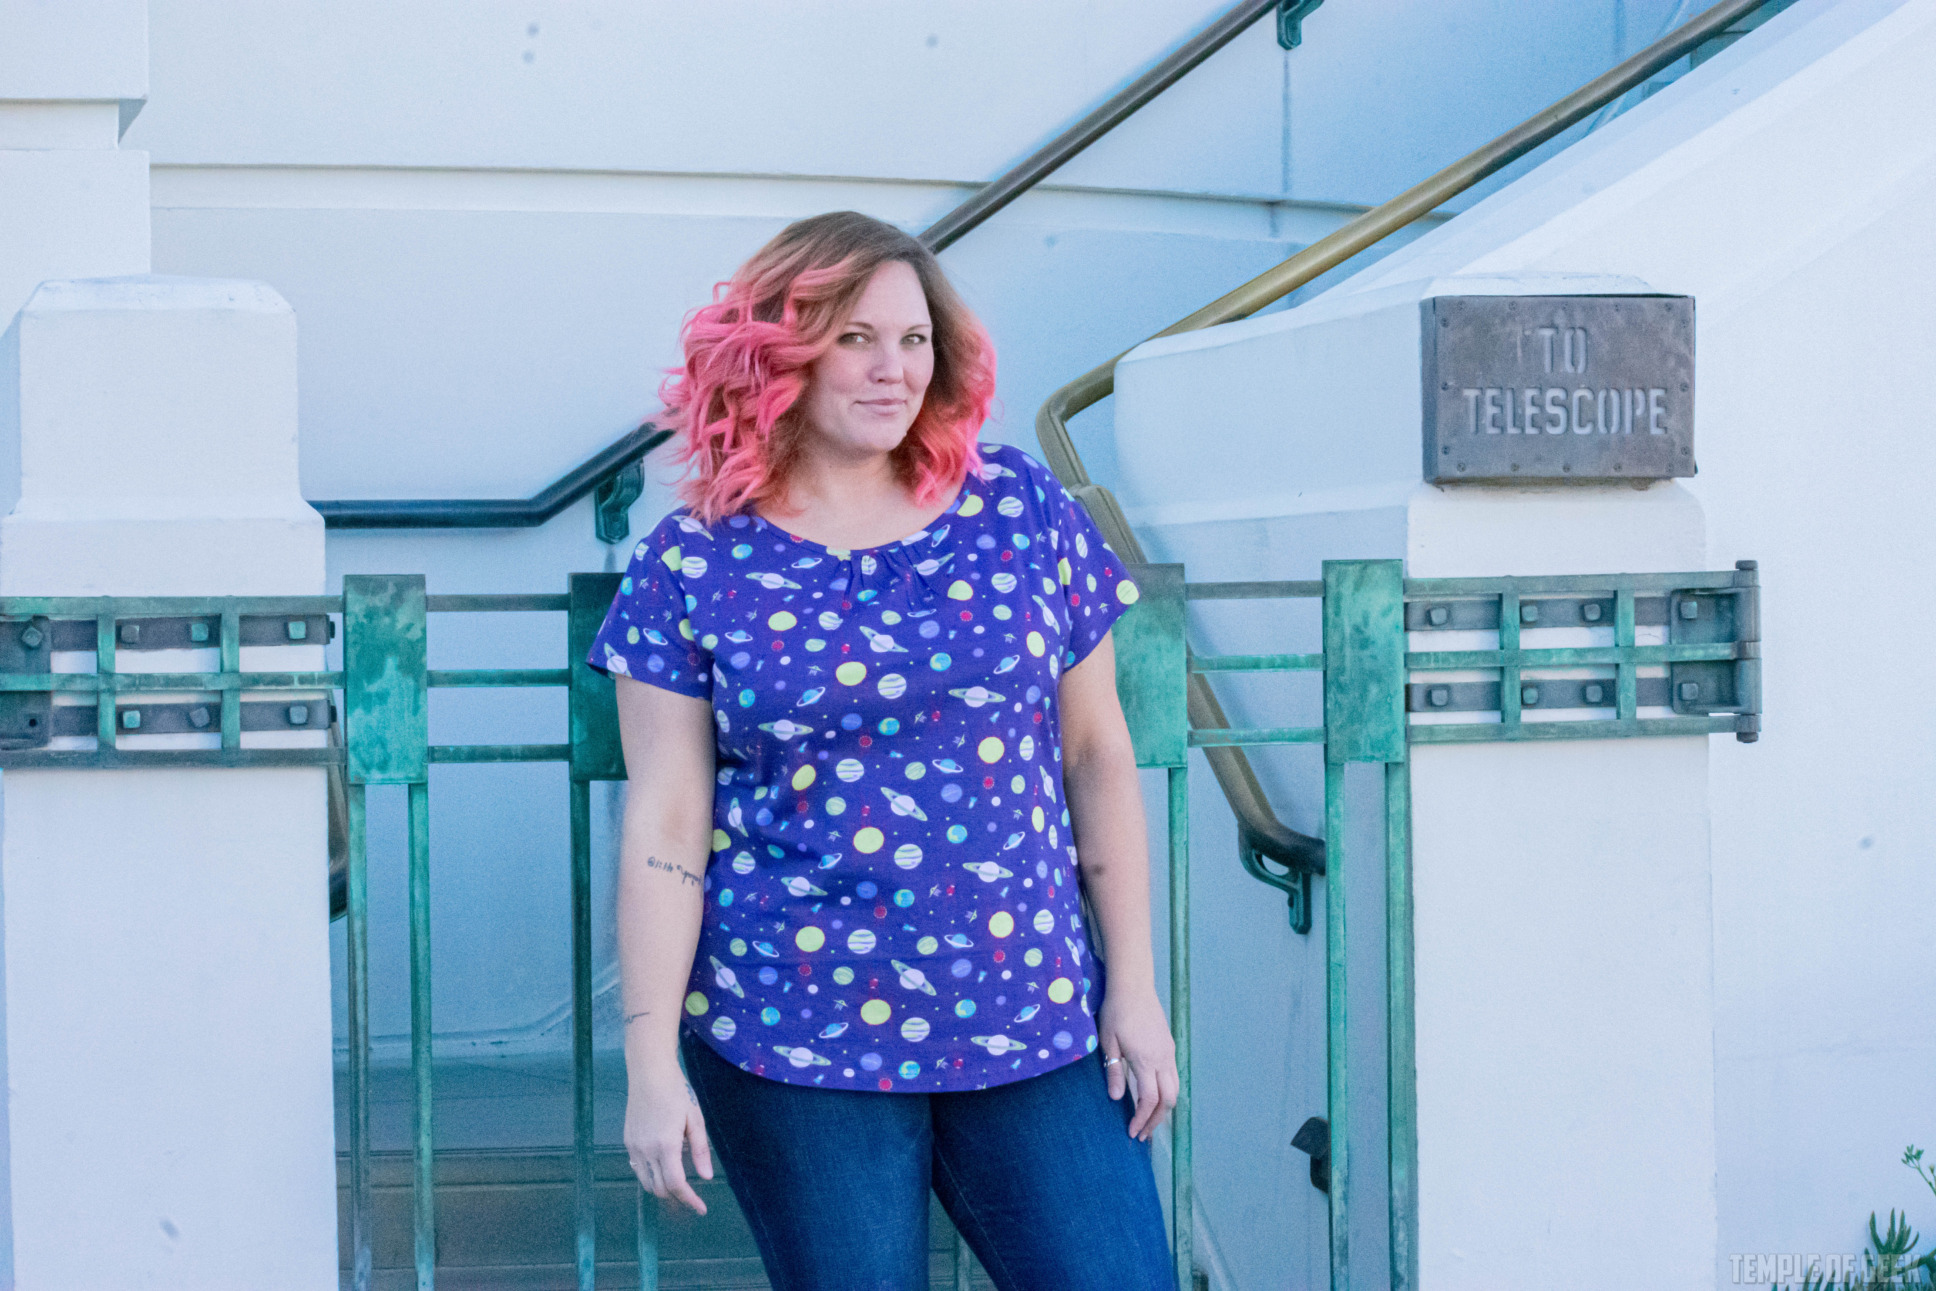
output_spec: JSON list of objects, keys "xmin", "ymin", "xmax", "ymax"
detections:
[{"xmin": 748, "ymin": 471, "xmax": 979, "ymax": 560}]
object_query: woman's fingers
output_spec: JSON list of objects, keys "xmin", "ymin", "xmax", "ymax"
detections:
[
  {"xmin": 1103, "ymin": 1043, "xmax": 1128, "ymax": 1101},
  {"xmin": 631, "ymin": 1142, "xmax": 708, "ymax": 1215},
  {"xmin": 1126, "ymin": 1053, "xmax": 1161, "ymax": 1139},
  {"xmin": 686, "ymin": 1105, "xmax": 716, "ymax": 1182}
]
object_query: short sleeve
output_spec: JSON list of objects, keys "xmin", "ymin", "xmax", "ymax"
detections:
[
  {"xmin": 586, "ymin": 517, "xmax": 713, "ymax": 699},
  {"xmin": 1034, "ymin": 460, "xmax": 1140, "ymax": 670}
]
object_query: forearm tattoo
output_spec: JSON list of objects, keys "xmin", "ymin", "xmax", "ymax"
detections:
[{"xmin": 643, "ymin": 854, "xmax": 702, "ymax": 887}]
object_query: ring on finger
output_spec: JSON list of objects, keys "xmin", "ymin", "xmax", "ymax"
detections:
[{"xmin": 1103, "ymin": 1056, "xmax": 1122, "ymax": 1068}]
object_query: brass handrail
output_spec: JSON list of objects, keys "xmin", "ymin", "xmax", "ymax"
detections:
[{"xmin": 1038, "ymin": 0, "xmax": 1771, "ymax": 893}]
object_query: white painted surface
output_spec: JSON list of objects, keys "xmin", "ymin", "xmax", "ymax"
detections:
[
  {"xmin": 1111, "ymin": 0, "xmax": 1936, "ymax": 1282},
  {"xmin": 1406, "ymin": 484, "xmax": 1715, "ymax": 1289},
  {"xmin": 0, "ymin": 0, "xmax": 147, "ymax": 103},
  {"xmin": 0, "ymin": 277, "xmax": 336, "ymax": 1288},
  {"xmin": 0, "ymin": 150, "xmax": 149, "ymax": 329}
]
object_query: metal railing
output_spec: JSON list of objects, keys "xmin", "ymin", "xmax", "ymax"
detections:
[
  {"xmin": 0, "ymin": 556, "xmax": 1760, "ymax": 1291},
  {"xmin": 313, "ymin": 0, "xmax": 1296, "ymax": 536},
  {"xmin": 1032, "ymin": 0, "xmax": 1774, "ymax": 926}
]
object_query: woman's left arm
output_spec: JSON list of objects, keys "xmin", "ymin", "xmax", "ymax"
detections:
[{"xmin": 1059, "ymin": 629, "xmax": 1178, "ymax": 1141}]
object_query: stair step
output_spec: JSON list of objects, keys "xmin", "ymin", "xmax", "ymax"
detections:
[{"xmin": 338, "ymin": 1148, "xmax": 993, "ymax": 1290}]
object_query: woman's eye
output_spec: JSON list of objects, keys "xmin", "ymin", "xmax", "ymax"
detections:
[{"xmin": 904, "ymin": 334, "xmax": 929, "ymax": 346}]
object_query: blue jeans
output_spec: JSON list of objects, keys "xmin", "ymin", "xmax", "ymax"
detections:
[{"xmin": 681, "ymin": 1030, "xmax": 1174, "ymax": 1291}]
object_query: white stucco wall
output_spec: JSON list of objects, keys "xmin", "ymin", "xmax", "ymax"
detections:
[{"xmin": 1110, "ymin": 0, "xmax": 1936, "ymax": 1283}]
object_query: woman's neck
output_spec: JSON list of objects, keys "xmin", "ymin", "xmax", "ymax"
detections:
[{"xmin": 759, "ymin": 444, "xmax": 957, "ymax": 552}]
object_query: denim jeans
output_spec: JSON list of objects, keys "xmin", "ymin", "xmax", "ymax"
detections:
[{"xmin": 680, "ymin": 1030, "xmax": 1174, "ymax": 1291}]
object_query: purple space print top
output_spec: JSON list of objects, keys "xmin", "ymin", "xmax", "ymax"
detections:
[{"xmin": 588, "ymin": 442, "xmax": 1140, "ymax": 1091}]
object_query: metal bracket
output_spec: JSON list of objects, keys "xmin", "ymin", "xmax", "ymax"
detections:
[
  {"xmin": 1291, "ymin": 1115, "xmax": 1331, "ymax": 1192},
  {"xmin": 1277, "ymin": 0, "xmax": 1324, "ymax": 49},
  {"xmin": 0, "ymin": 617, "xmax": 52, "ymax": 749},
  {"xmin": 592, "ymin": 461, "xmax": 644, "ymax": 546},
  {"xmin": 1670, "ymin": 560, "xmax": 1760, "ymax": 741}
]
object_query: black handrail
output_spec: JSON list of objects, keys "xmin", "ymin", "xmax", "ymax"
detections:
[
  {"xmin": 313, "ymin": 0, "xmax": 1292, "ymax": 531},
  {"xmin": 315, "ymin": 423, "xmax": 671, "ymax": 531},
  {"xmin": 923, "ymin": 0, "xmax": 1280, "ymax": 252}
]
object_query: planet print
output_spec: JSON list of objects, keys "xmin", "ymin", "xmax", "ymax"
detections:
[{"xmin": 588, "ymin": 442, "xmax": 1138, "ymax": 1094}]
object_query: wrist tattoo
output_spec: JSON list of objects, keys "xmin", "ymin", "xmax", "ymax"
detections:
[
  {"xmin": 643, "ymin": 854, "xmax": 703, "ymax": 888},
  {"xmin": 623, "ymin": 1010, "xmax": 651, "ymax": 1026}
]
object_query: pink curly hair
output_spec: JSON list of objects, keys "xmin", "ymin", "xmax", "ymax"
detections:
[{"xmin": 659, "ymin": 211, "xmax": 997, "ymax": 525}]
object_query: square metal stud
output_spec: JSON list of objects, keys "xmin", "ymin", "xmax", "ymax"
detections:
[
  {"xmin": 19, "ymin": 624, "xmax": 43, "ymax": 649},
  {"xmin": 1426, "ymin": 605, "xmax": 1449, "ymax": 627},
  {"xmin": 287, "ymin": 703, "xmax": 310, "ymax": 726},
  {"xmin": 118, "ymin": 623, "xmax": 140, "ymax": 645},
  {"xmin": 1678, "ymin": 599, "xmax": 1700, "ymax": 620},
  {"xmin": 1582, "ymin": 602, "xmax": 1604, "ymax": 623},
  {"xmin": 1521, "ymin": 685, "xmax": 1540, "ymax": 706},
  {"xmin": 1520, "ymin": 603, "xmax": 1540, "ymax": 625},
  {"xmin": 1584, "ymin": 683, "xmax": 1605, "ymax": 704},
  {"xmin": 188, "ymin": 706, "xmax": 212, "ymax": 729},
  {"xmin": 189, "ymin": 622, "xmax": 211, "ymax": 644},
  {"xmin": 121, "ymin": 708, "xmax": 142, "ymax": 730},
  {"xmin": 286, "ymin": 619, "xmax": 308, "ymax": 641},
  {"xmin": 1428, "ymin": 687, "xmax": 1450, "ymax": 708},
  {"xmin": 1678, "ymin": 681, "xmax": 1701, "ymax": 702}
]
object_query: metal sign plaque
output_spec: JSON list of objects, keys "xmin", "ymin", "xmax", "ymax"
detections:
[{"xmin": 1421, "ymin": 295, "xmax": 1694, "ymax": 483}]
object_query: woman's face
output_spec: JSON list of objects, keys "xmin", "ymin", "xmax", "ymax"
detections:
[{"xmin": 798, "ymin": 260, "xmax": 935, "ymax": 460}]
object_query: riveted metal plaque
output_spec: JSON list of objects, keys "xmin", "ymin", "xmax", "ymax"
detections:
[{"xmin": 1421, "ymin": 295, "xmax": 1694, "ymax": 483}]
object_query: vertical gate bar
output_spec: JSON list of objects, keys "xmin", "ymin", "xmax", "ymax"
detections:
[
  {"xmin": 1497, "ymin": 590, "xmax": 1522, "ymax": 728},
  {"xmin": 570, "ymin": 777, "xmax": 598, "ymax": 1291},
  {"xmin": 1168, "ymin": 761, "xmax": 1193, "ymax": 1291},
  {"xmin": 1319, "ymin": 558, "xmax": 1406, "ymax": 1291},
  {"xmin": 408, "ymin": 780, "xmax": 437, "ymax": 1291},
  {"xmin": 96, "ymin": 613, "xmax": 117, "ymax": 747},
  {"xmin": 1384, "ymin": 761, "xmax": 1418, "ymax": 1291},
  {"xmin": 219, "ymin": 606, "xmax": 242, "ymax": 749},
  {"xmin": 1323, "ymin": 760, "xmax": 1350, "ymax": 1291},
  {"xmin": 635, "ymin": 1187, "xmax": 660, "ymax": 1291},
  {"xmin": 1614, "ymin": 586, "xmax": 1638, "ymax": 720},
  {"xmin": 346, "ymin": 782, "xmax": 374, "ymax": 1291}
]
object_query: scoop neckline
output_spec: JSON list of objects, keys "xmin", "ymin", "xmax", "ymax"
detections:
[{"xmin": 749, "ymin": 470, "xmax": 980, "ymax": 559}]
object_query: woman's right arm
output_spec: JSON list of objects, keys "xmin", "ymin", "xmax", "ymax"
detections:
[{"xmin": 614, "ymin": 673, "xmax": 717, "ymax": 1215}]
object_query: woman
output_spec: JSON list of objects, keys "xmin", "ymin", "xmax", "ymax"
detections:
[{"xmin": 590, "ymin": 211, "xmax": 1178, "ymax": 1291}]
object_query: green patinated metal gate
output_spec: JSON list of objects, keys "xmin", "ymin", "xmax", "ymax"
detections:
[{"xmin": 0, "ymin": 558, "xmax": 1759, "ymax": 1291}]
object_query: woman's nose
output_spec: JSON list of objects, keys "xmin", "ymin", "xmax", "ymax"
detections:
[{"xmin": 869, "ymin": 342, "xmax": 905, "ymax": 384}]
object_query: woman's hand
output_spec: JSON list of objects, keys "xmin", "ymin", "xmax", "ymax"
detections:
[
  {"xmin": 624, "ymin": 1060, "xmax": 714, "ymax": 1214},
  {"xmin": 1097, "ymin": 987, "xmax": 1179, "ymax": 1141}
]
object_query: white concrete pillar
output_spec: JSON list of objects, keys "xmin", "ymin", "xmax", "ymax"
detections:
[
  {"xmin": 1113, "ymin": 271, "xmax": 1720, "ymax": 1288},
  {"xmin": 0, "ymin": 277, "xmax": 336, "ymax": 1289},
  {"xmin": 0, "ymin": 0, "xmax": 151, "ymax": 325},
  {"xmin": 1404, "ymin": 484, "xmax": 1716, "ymax": 1290}
]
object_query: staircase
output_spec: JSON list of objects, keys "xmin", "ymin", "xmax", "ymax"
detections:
[{"xmin": 335, "ymin": 1054, "xmax": 995, "ymax": 1289}]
